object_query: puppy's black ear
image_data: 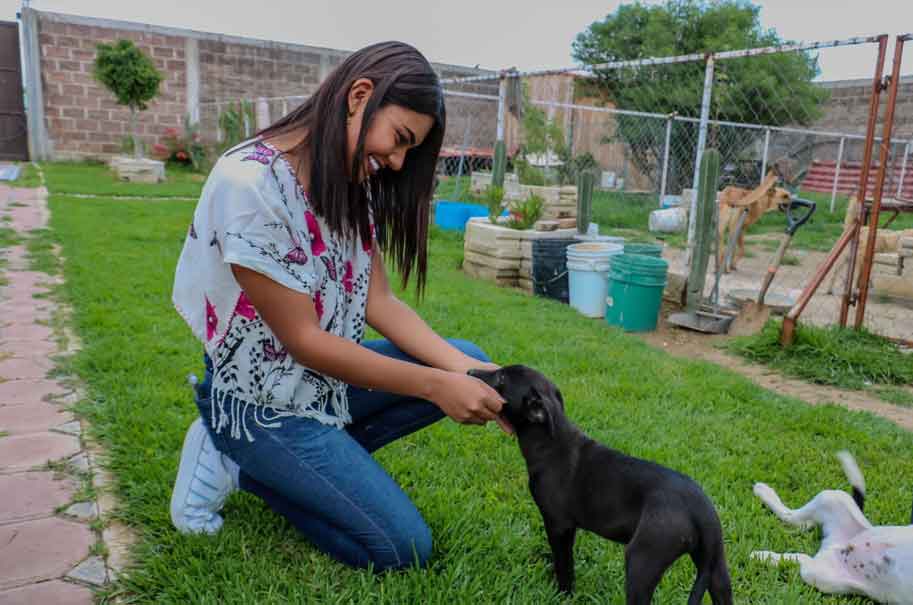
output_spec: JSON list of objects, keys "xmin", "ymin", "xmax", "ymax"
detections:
[
  {"xmin": 555, "ymin": 388, "xmax": 565, "ymax": 411},
  {"xmin": 525, "ymin": 388, "xmax": 557, "ymax": 436}
]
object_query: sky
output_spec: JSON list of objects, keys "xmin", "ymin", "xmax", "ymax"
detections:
[{"xmin": 1, "ymin": 0, "xmax": 910, "ymax": 80}]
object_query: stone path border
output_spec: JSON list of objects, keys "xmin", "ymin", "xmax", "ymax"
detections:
[{"xmin": 0, "ymin": 177, "xmax": 134, "ymax": 604}]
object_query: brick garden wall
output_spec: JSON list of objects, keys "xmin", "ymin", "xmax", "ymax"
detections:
[
  {"xmin": 30, "ymin": 10, "xmax": 912, "ymax": 165},
  {"xmin": 37, "ymin": 16, "xmax": 187, "ymax": 158},
  {"xmin": 30, "ymin": 10, "xmax": 490, "ymax": 160}
]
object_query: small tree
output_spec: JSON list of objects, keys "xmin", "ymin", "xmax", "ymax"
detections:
[{"xmin": 94, "ymin": 40, "xmax": 163, "ymax": 159}]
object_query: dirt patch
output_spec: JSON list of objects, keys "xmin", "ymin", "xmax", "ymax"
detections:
[
  {"xmin": 661, "ymin": 237, "xmax": 913, "ymax": 343},
  {"xmin": 635, "ymin": 303, "xmax": 913, "ymax": 432}
]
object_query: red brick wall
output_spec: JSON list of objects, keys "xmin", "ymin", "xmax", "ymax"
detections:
[{"xmin": 38, "ymin": 18, "xmax": 187, "ymax": 159}]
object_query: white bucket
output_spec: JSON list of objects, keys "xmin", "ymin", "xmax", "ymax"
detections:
[
  {"xmin": 566, "ymin": 242, "xmax": 624, "ymax": 318},
  {"xmin": 649, "ymin": 207, "xmax": 687, "ymax": 233}
]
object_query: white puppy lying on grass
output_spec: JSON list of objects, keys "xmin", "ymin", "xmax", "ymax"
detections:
[{"xmin": 752, "ymin": 451, "xmax": 913, "ymax": 604}]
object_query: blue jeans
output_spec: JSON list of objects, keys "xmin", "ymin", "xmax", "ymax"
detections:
[{"xmin": 194, "ymin": 338, "xmax": 489, "ymax": 572}]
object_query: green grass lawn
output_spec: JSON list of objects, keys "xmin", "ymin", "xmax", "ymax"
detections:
[
  {"xmin": 39, "ymin": 161, "xmax": 205, "ymax": 198},
  {"xmin": 41, "ymin": 190, "xmax": 913, "ymax": 604}
]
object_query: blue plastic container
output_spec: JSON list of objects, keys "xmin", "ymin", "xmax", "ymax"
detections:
[{"xmin": 434, "ymin": 201, "xmax": 491, "ymax": 231}]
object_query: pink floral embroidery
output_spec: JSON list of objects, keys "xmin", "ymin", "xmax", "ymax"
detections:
[
  {"xmin": 234, "ymin": 292, "xmax": 257, "ymax": 321},
  {"xmin": 305, "ymin": 211, "xmax": 326, "ymax": 256},
  {"xmin": 314, "ymin": 290, "xmax": 324, "ymax": 320},
  {"xmin": 241, "ymin": 142, "xmax": 276, "ymax": 165},
  {"xmin": 205, "ymin": 296, "xmax": 218, "ymax": 341},
  {"xmin": 285, "ymin": 246, "xmax": 308, "ymax": 265},
  {"xmin": 343, "ymin": 261, "xmax": 354, "ymax": 294},
  {"xmin": 263, "ymin": 338, "xmax": 287, "ymax": 361}
]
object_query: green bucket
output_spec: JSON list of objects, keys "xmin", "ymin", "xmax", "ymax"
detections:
[
  {"xmin": 623, "ymin": 242, "xmax": 664, "ymax": 258},
  {"xmin": 605, "ymin": 253, "xmax": 669, "ymax": 332}
]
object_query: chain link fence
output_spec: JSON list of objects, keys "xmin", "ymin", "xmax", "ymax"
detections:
[
  {"xmin": 195, "ymin": 36, "xmax": 912, "ymax": 340},
  {"xmin": 435, "ymin": 36, "xmax": 913, "ymax": 341}
]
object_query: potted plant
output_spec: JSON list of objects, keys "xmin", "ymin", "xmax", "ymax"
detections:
[{"xmin": 94, "ymin": 39, "xmax": 165, "ymax": 182}]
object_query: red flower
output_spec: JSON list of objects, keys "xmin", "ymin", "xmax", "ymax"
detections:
[{"xmin": 176, "ymin": 151, "xmax": 188, "ymax": 160}]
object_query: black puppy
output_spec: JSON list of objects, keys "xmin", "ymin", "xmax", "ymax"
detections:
[{"xmin": 470, "ymin": 365, "xmax": 732, "ymax": 605}]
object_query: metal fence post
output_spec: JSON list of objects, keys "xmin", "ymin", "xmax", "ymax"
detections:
[
  {"xmin": 659, "ymin": 115, "xmax": 673, "ymax": 206},
  {"xmin": 455, "ymin": 115, "xmax": 472, "ymax": 200},
  {"xmin": 831, "ymin": 137, "xmax": 846, "ymax": 212},
  {"xmin": 760, "ymin": 127, "xmax": 771, "ymax": 183},
  {"xmin": 687, "ymin": 54, "xmax": 715, "ymax": 269},
  {"xmin": 898, "ymin": 140, "xmax": 911, "ymax": 198},
  {"xmin": 492, "ymin": 73, "xmax": 507, "ymax": 188}
]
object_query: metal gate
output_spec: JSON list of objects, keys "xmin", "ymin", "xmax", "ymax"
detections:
[{"xmin": 0, "ymin": 21, "xmax": 28, "ymax": 161}]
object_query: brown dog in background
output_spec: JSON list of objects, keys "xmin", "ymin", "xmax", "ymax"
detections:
[{"xmin": 717, "ymin": 171, "xmax": 792, "ymax": 272}]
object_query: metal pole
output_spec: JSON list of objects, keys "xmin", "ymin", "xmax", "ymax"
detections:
[
  {"xmin": 687, "ymin": 54, "xmax": 715, "ymax": 270},
  {"xmin": 760, "ymin": 128, "xmax": 771, "ymax": 183},
  {"xmin": 659, "ymin": 116, "xmax": 673, "ymax": 206},
  {"xmin": 831, "ymin": 137, "xmax": 846, "ymax": 213},
  {"xmin": 839, "ymin": 34, "xmax": 888, "ymax": 327},
  {"xmin": 492, "ymin": 73, "xmax": 508, "ymax": 188},
  {"xmin": 854, "ymin": 34, "xmax": 907, "ymax": 330},
  {"xmin": 440, "ymin": 36, "xmax": 881, "ymax": 86},
  {"xmin": 898, "ymin": 141, "xmax": 910, "ymax": 198},
  {"xmin": 496, "ymin": 75, "xmax": 506, "ymax": 145},
  {"xmin": 455, "ymin": 115, "xmax": 471, "ymax": 199}
]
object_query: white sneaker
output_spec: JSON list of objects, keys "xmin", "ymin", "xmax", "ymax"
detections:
[{"xmin": 170, "ymin": 418, "xmax": 238, "ymax": 534}]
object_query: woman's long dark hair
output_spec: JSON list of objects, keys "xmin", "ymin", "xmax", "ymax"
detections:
[{"xmin": 257, "ymin": 41, "xmax": 446, "ymax": 295}]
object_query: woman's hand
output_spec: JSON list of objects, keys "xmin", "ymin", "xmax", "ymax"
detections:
[
  {"xmin": 427, "ymin": 369, "xmax": 514, "ymax": 436},
  {"xmin": 428, "ymin": 370, "xmax": 503, "ymax": 423},
  {"xmin": 452, "ymin": 357, "xmax": 501, "ymax": 375}
]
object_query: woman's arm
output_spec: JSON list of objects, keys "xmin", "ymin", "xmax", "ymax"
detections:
[
  {"xmin": 231, "ymin": 264, "xmax": 504, "ymax": 426},
  {"xmin": 365, "ymin": 244, "xmax": 498, "ymax": 374}
]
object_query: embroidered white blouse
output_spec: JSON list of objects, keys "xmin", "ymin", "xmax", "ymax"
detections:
[{"xmin": 172, "ymin": 140, "xmax": 374, "ymax": 440}]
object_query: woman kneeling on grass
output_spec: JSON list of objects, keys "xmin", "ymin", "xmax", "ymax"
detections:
[{"xmin": 169, "ymin": 41, "xmax": 510, "ymax": 571}]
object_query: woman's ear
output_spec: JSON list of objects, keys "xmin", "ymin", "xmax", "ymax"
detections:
[{"xmin": 348, "ymin": 78, "xmax": 375, "ymax": 117}]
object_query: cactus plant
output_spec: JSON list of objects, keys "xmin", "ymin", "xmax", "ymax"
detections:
[
  {"xmin": 685, "ymin": 149, "xmax": 721, "ymax": 312},
  {"xmin": 576, "ymin": 169, "xmax": 594, "ymax": 234}
]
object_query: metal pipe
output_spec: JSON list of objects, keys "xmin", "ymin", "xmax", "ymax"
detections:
[
  {"xmin": 854, "ymin": 35, "xmax": 906, "ymax": 330},
  {"xmin": 439, "ymin": 35, "xmax": 881, "ymax": 86},
  {"xmin": 830, "ymin": 137, "xmax": 846, "ymax": 212},
  {"xmin": 659, "ymin": 116, "xmax": 673, "ymax": 205},
  {"xmin": 898, "ymin": 142, "xmax": 911, "ymax": 198},
  {"xmin": 839, "ymin": 34, "xmax": 889, "ymax": 327},
  {"xmin": 781, "ymin": 225, "xmax": 858, "ymax": 345},
  {"xmin": 496, "ymin": 75, "xmax": 507, "ymax": 143},
  {"xmin": 760, "ymin": 128, "xmax": 771, "ymax": 183}
]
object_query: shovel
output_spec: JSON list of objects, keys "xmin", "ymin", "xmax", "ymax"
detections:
[{"xmin": 729, "ymin": 197, "xmax": 816, "ymax": 336}]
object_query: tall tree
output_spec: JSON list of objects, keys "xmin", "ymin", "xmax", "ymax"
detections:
[{"xmin": 573, "ymin": 0, "xmax": 828, "ymax": 190}]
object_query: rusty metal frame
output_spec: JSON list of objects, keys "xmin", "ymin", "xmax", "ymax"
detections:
[
  {"xmin": 781, "ymin": 34, "xmax": 890, "ymax": 346},
  {"xmin": 853, "ymin": 34, "xmax": 910, "ymax": 329}
]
